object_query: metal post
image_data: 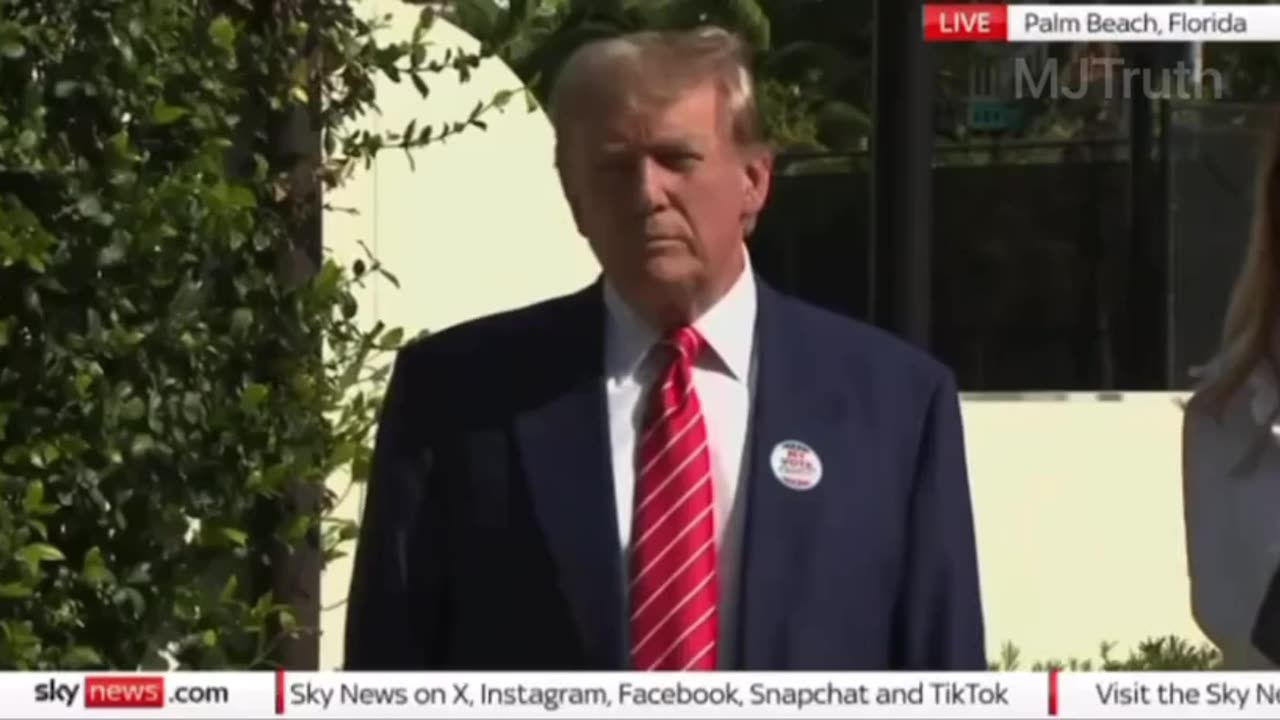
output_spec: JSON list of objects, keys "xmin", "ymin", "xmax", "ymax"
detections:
[
  {"xmin": 1126, "ymin": 41, "xmax": 1165, "ymax": 389},
  {"xmin": 870, "ymin": 0, "xmax": 934, "ymax": 347}
]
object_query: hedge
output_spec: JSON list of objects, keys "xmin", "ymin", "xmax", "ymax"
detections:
[
  {"xmin": 993, "ymin": 636, "xmax": 1222, "ymax": 671},
  {"xmin": 0, "ymin": 0, "xmax": 509, "ymax": 669}
]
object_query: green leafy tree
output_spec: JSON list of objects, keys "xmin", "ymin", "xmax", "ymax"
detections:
[
  {"xmin": 442, "ymin": 0, "xmax": 869, "ymax": 152},
  {"xmin": 0, "ymin": 0, "xmax": 503, "ymax": 669}
]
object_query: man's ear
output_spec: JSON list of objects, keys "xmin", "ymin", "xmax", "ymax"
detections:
[
  {"xmin": 556, "ymin": 152, "xmax": 588, "ymax": 237},
  {"xmin": 742, "ymin": 147, "xmax": 773, "ymax": 217}
]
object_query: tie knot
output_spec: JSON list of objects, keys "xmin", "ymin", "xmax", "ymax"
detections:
[{"xmin": 662, "ymin": 326, "xmax": 705, "ymax": 364}]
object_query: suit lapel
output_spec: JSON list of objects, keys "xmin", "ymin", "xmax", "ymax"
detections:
[
  {"xmin": 514, "ymin": 283, "xmax": 626, "ymax": 668},
  {"xmin": 735, "ymin": 281, "xmax": 841, "ymax": 669}
]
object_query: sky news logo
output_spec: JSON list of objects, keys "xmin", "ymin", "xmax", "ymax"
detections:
[{"xmin": 34, "ymin": 676, "xmax": 165, "ymax": 708}]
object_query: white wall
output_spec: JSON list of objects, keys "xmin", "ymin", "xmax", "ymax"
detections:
[
  {"xmin": 963, "ymin": 392, "xmax": 1202, "ymax": 664},
  {"xmin": 321, "ymin": 7, "xmax": 1205, "ymax": 669}
]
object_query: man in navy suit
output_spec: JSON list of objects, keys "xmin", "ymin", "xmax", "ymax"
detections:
[{"xmin": 344, "ymin": 27, "xmax": 986, "ymax": 670}]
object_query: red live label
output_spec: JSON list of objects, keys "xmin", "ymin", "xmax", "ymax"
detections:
[
  {"xmin": 924, "ymin": 4, "xmax": 1008, "ymax": 42},
  {"xmin": 85, "ymin": 676, "xmax": 165, "ymax": 708}
]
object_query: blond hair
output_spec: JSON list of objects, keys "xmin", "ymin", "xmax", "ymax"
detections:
[
  {"xmin": 1193, "ymin": 113, "xmax": 1280, "ymax": 417},
  {"xmin": 548, "ymin": 27, "xmax": 763, "ymax": 163}
]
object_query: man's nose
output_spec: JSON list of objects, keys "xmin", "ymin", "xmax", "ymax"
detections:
[{"xmin": 632, "ymin": 157, "xmax": 670, "ymax": 212}]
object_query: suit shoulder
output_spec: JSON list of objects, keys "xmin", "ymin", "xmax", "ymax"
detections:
[
  {"xmin": 775, "ymin": 292, "xmax": 954, "ymax": 390},
  {"xmin": 395, "ymin": 288, "xmax": 593, "ymax": 372}
]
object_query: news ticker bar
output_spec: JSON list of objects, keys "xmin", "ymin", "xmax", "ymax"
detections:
[
  {"xmin": 925, "ymin": 4, "xmax": 1266, "ymax": 42},
  {"xmin": 5, "ymin": 671, "xmax": 1280, "ymax": 718}
]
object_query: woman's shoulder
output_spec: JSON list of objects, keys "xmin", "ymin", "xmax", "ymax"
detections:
[
  {"xmin": 1183, "ymin": 356, "xmax": 1278, "ymax": 487},
  {"xmin": 1183, "ymin": 356, "xmax": 1280, "ymax": 660},
  {"xmin": 1186, "ymin": 356, "xmax": 1275, "ymax": 434}
]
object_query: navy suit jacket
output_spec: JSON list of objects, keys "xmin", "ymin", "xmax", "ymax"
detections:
[{"xmin": 343, "ymin": 277, "xmax": 986, "ymax": 670}]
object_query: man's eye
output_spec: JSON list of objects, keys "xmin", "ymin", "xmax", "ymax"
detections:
[
  {"xmin": 596, "ymin": 156, "xmax": 633, "ymax": 173},
  {"xmin": 661, "ymin": 153, "xmax": 700, "ymax": 170}
]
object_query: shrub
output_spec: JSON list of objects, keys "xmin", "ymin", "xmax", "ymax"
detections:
[
  {"xmin": 991, "ymin": 636, "xmax": 1223, "ymax": 671},
  {"xmin": 0, "ymin": 1, "xmax": 506, "ymax": 669}
]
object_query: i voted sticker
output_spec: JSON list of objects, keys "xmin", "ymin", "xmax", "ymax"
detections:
[{"xmin": 770, "ymin": 440, "xmax": 822, "ymax": 491}]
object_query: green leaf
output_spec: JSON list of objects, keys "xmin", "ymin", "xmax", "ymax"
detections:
[
  {"xmin": 63, "ymin": 646, "xmax": 103, "ymax": 668},
  {"xmin": 219, "ymin": 574, "xmax": 238, "ymax": 603},
  {"xmin": 209, "ymin": 16, "xmax": 236, "ymax": 50},
  {"xmin": 22, "ymin": 482, "xmax": 43, "ymax": 513},
  {"xmin": 112, "ymin": 587, "xmax": 146, "ymax": 617},
  {"xmin": 452, "ymin": 0, "xmax": 501, "ymax": 38},
  {"xmin": 240, "ymin": 383, "xmax": 269, "ymax": 411},
  {"xmin": 230, "ymin": 307, "xmax": 252, "ymax": 334},
  {"xmin": 492, "ymin": 88, "xmax": 516, "ymax": 109},
  {"xmin": 329, "ymin": 441, "xmax": 356, "ymax": 466},
  {"xmin": 337, "ymin": 521, "xmax": 359, "ymax": 542},
  {"xmin": 123, "ymin": 563, "xmax": 151, "ymax": 585},
  {"xmin": 130, "ymin": 434, "xmax": 156, "ymax": 456},
  {"xmin": 285, "ymin": 514, "xmax": 312, "ymax": 542},
  {"xmin": 378, "ymin": 327, "xmax": 405, "ymax": 350},
  {"xmin": 120, "ymin": 396, "xmax": 146, "ymax": 421},
  {"xmin": 98, "ymin": 241, "xmax": 126, "ymax": 267},
  {"xmin": 411, "ymin": 73, "xmax": 431, "ymax": 98},
  {"xmin": 151, "ymin": 100, "xmax": 189, "ymax": 125},
  {"xmin": 226, "ymin": 185, "xmax": 256, "ymax": 209},
  {"xmin": 0, "ymin": 582, "xmax": 32, "ymax": 598},
  {"xmin": 181, "ymin": 392, "xmax": 203, "ymax": 423},
  {"xmin": 313, "ymin": 261, "xmax": 341, "ymax": 295},
  {"xmin": 338, "ymin": 359, "xmax": 362, "ymax": 392},
  {"xmin": 16, "ymin": 543, "xmax": 65, "ymax": 563},
  {"xmin": 219, "ymin": 527, "xmax": 248, "ymax": 546},
  {"xmin": 76, "ymin": 194, "xmax": 103, "ymax": 218},
  {"xmin": 352, "ymin": 445, "xmax": 373, "ymax": 482},
  {"xmin": 82, "ymin": 547, "xmax": 115, "ymax": 585},
  {"xmin": 0, "ymin": 41, "xmax": 23, "ymax": 59}
]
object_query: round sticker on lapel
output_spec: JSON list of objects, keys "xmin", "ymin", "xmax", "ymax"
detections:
[{"xmin": 770, "ymin": 440, "xmax": 822, "ymax": 491}]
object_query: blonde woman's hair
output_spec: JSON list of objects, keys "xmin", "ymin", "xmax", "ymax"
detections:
[
  {"xmin": 1192, "ymin": 111, "xmax": 1280, "ymax": 417},
  {"xmin": 548, "ymin": 27, "xmax": 764, "ymax": 166}
]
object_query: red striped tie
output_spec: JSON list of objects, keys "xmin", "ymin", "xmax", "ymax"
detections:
[{"xmin": 629, "ymin": 326, "xmax": 718, "ymax": 671}]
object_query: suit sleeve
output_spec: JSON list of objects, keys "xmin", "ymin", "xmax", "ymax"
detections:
[
  {"xmin": 344, "ymin": 349, "xmax": 445, "ymax": 669},
  {"xmin": 892, "ymin": 370, "xmax": 988, "ymax": 669}
]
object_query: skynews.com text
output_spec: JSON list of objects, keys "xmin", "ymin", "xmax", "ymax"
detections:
[{"xmin": 33, "ymin": 676, "xmax": 231, "ymax": 709}]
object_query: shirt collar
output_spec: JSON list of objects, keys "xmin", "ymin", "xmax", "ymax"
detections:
[{"xmin": 603, "ymin": 254, "xmax": 757, "ymax": 382}]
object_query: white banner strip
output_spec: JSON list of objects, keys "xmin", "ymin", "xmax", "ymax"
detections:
[
  {"xmin": 280, "ymin": 672, "xmax": 1042, "ymax": 719},
  {"xmin": 1009, "ymin": 4, "xmax": 1267, "ymax": 42},
  {"xmin": 1059, "ymin": 672, "xmax": 1280, "ymax": 719},
  {"xmin": 1, "ymin": 671, "xmax": 1046, "ymax": 719},
  {"xmin": 5, "ymin": 670, "xmax": 1280, "ymax": 718},
  {"xmin": 923, "ymin": 4, "xmax": 1280, "ymax": 43}
]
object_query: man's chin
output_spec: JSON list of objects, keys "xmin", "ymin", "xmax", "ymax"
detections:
[{"xmin": 641, "ymin": 252, "xmax": 699, "ymax": 281}]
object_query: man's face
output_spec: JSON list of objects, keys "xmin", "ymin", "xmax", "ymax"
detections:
[{"xmin": 560, "ymin": 81, "xmax": 772, "ymax": 320}]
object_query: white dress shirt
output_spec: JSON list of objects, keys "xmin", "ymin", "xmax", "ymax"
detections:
[
  {"xmin": 1185, "ymin": 359, "xmax": 1280, "ymax": 668},
  {"xmin": 603, "ymin": 258, "xmax": 757, "ymax": 667}
]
